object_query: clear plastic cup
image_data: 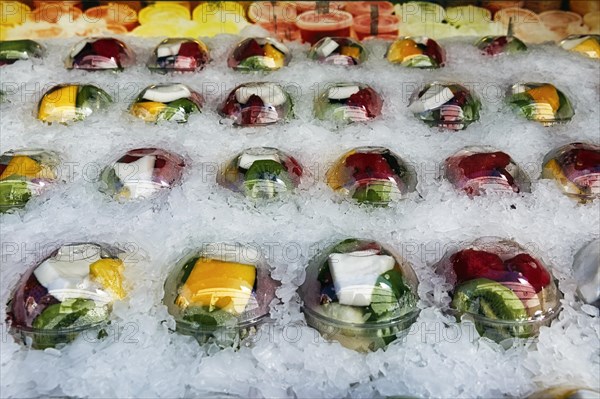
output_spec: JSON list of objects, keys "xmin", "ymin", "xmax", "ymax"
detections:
[
  {"xmin": 353, "ymin": 14, "xmax": 399, "ymax": 40},
  {"xmin": 344, "ymin": 1, "xmax": 394, "ymax": 17},
  {"xmin": 295, "ymin": 10, "xmax": 354, "ymax": 45}
]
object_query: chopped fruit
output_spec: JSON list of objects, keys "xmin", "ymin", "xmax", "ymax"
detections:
[
  {"xmin": 458, "ymin": 152, "xmax": 512, "ymax": 179},
  {"xmin": 526, "ymin": 84, "xmax": 560, "ymax": 113},
  {"xmin": 38, "ymin": 85, "xmax": 78, "ymax": 122},
  {"xmin": 0, "ymin": 156, "xmax": 41, "ymax": 179},
  {"xmin": 452, "ymin": 278, "xmax": 528, "ymax": 321},
  {"xmin": 504, "ymin": 254, "xmax": 551, "ymax": 292},
  {"xmin": 91, "ymin": 38, "xmax": 123, "ymax": 61},
  {"xmin": 573, "ymin": 37, "xmax": 600, "ymax": 59},
  {"xmin": 388, "ymin": 39, "xmax": 422, "ymax": 62},
  {"xmin": 347, "ymin": 88, "xmax": 383, "ymax": 118},
  {"xmin": 130, "ymin": 101, "xmax": 168, "ymax": 122},
  {"xmin": 89, "ymin": 258, "xmax": 126, "ymax": 299},
  {"xmin": 176, "ymin": 258, "xmax": 256, "ymax": 315},
  {"xmin": 571, "ymin": 149, "xmax": 600, "ymax": 171},
  {"xmin": 543, "ymin": 159, "xmax": 582, "ymax": 195},
  {"xmin": 263, "ymin": 43, "xmax": 284, "ymax": 68},
  {"xmin": 340, "ymin": 46, "xmax": 360, "ymax": 59},
  {"xmin": 345, "ymin": 153, "xmax": 395, "ymax": 181},
  {"xmin": 450, "ymin": 249, "xmax": 507, "ymax": 283},
  {"xmin": 238, "ymin": 39, "xmax": 265, "ymax": 60}
]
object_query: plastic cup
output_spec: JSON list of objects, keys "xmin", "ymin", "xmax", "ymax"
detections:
[
  {"xmin": 295, "ymin": 2, "xmax": 345, "ymax": 15},
  {"xmin": 482, "ymin": 0, "xmax": 525, "ymax": 15},
  {"xmin": 296, "ymin": 10, "xmax": 353, "ymax": 44},
  {"xmin": 344, "ymin": 1, "xmax": 394, "ymax": 17},
  {"xmin": 353, "ymin": 14, "xmax": 399, "ymax": 40},
  {"xmin": 539, "ymin": 10, "xmax": 583, "ymax": 38},
  {"xmin": 258, "ymin": 21, "xmax": 301, "ymax": 42},
  {"xmin": 584, "ymin": 11, "xmax": 600, "ymax": 33}
]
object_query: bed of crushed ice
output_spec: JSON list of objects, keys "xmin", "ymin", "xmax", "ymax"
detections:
[{"xmin": 0, "ymin": 31, "xmax": 599, "ymax": 398}]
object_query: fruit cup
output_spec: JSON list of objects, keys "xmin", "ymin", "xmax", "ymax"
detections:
[
  {"xmin": 37, "ymin": 84, "xmax": 112, "ymax": 124},
  {"xmin": 163, "ymin": 243, "xmax": 278, "ymax": 347},
  {"xmin": 98, "ymin": 148, "xmax": 185, "ymax": 202},
  {"xmin": 8, "ymin": 242, "xmax": 127, "ymax": 349},
  {"xmin": 65, "ymin": 37, "xmax": 135, "ymax": 71},
  {"xmin": 218, "ymin": 82, "xmax": 293, "ymax": 126},
  {"xmin": 386, "ymin": 36, "xmax": 445, "ymax": 68},
  {"xmin": 308, "ymin": 37, "xmax": 367, "ymax": 66},
  {"xmin": 436, "ymin": 237, "xmax": 561, "ymax": 343},
  {"xmin": 228, "ymin": 37, "xmax": 291, "ymax": 71},
  {"xmin": 539, "ymin": 10, "xmax": 583, "ymax": 39},
  {"xmin": 294, "ymin": 2, "xmax": 346, "ymax": 15},
  {"xmin": 314, "ymin": 82, "xmax": 383, "ymax": 124},
  {"xmin": 353, "ymin": 14, "xmax": 399, "ymax": 41},
  {"xmin": 129, "ymin": 84, "xmax": 203, "ymax": 124},
  {"xmin": 295, "ymin": 10, "xmax": 354, "ymax": 45},
  {"xmin": 326, "ymin": 147, "xmax": 417, "ymax": 206},
  {"xmin": 560, "ymin": 34, "xmax": 600, "ymax": 59},
  {"xmin": 507, "ymin": 82, "xmax": 575, "ymax": 126},
  {"xmin": 444, "ymin": 146, "xmax": 531, "ymax": 197},
  {"xmin": 147, "ymin": 38, "xmax": 209, "ymax": 73},
  {"xmin": 0, "ymin": 149, "xmax": 61, "ymax": 213},
  {"xmin": 541, "ymin": 142, "xmax": 600, "ymax": 201},
  {"xmin": 476, "ymin": 34, "xmax": 527, "ymax": 55},
  {"xmin": 572, "ymin": 239, "xmax": 600, "ymax": 307},
  {"xmin": 299, "ymin": 238, "xmax": 419, "ymax": 352},
  {"xmin": 408, "ymin": 82, "xmax": 481, "ymax": 131},
  {"xmin": 0, "ymin": 39, "xmax": 45, "ymax": 66},
  {"xmin": 344, "ymin": 1, "xmax": 394, "ymax": 17},
  {"xmin": 217, "ymin": 147, "xmax": 303, "ymax": 200}
]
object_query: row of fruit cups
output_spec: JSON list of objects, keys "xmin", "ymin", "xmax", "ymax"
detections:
[
  {"xmin": 1, "ymin": 142, "xmax": 598, "ymax": 214},
  {"xmin": 6, "ymin": 236, "xmax": 599, "ymax": 352}
]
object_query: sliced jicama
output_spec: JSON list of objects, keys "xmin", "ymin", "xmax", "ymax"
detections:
[
  {"xmin": 238, "ymin": 153, "xmax": 281, "ymax": 170},
  {"xmin": 235, "ymin": 83, "xmax": 287, "ymax": 106},
  {"xmin": 156, "ymin": 41, "xmax": 182, "ymax": 58},
  {"xmin": 328, "ymin": 85, "xmax": 360, "ymax": 100},
  {"xmin": 142, "ymin": 84, "xmax": 191, "ymax": 103},
  {"xmin": 316, "ymin": 37, "xmax": 340, "ymax": 57},
  {"xmin": 408, "ymin": 85, "xmax": 454, "ymax": 113}
]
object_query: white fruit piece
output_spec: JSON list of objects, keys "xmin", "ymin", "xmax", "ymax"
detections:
[
  {"xmin": 560, "ymin": 36, "xmax": 590, "ymax": 50},
  {"xmin": 156, "ymin": 41, "xmax": 183, "ymax": 58},
  {"xmin": 114, "ymin": 155, "xmax": 163, "ymax": 199},
  {"xmin": 408, "ymin": 85, "xmax": 455, "ymax": 114},
  {"xmin": 328, "ymin": 250, "xmax": 395, "ymax": 306},
  {"xmin": 238, "ymin": 152, "xmax": 281, "ymax": 170},
  {"xmin": 142, "ymin": 84, "xmax": 191, "ymax": 103},
  {"xmin": 328, "ymin": 85, "xmax": 360, "ymax": 100},
  {"xmin": 235, "ymin": 83, "xmax": 287, "ymax": 106},
  {"xmin": 316, "ymin": 37, "xmax": 340, "ymax": 57},
  {"xmin": 319, "ymin": 302, "xmax": 367, "ymax": 324}
]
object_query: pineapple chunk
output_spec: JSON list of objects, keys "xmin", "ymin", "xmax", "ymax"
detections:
[
  {"xmin": 38, "ymin": 85, "xmax": 78, "ymax": 123},
  {"xmin": 263, "ymin": 43, "xmax": 285, "ymax": 68},
  {"xmin": 130, "ymin": 101, "xmax": 168, "ymax": 122},
  {"xmin": 89, "ymin": 258, "xmax": 126, "ymax": 299},
  {"xmin": 526, "ymin": 84, "xmax": 560, "ymax": 113},
  {"xmin": 387, "ymin": 39, "xmax": 422, "ymax": 63},
  {"xmin": 573, "ymin": 38, "xmax": 600, "ymax": 59}
]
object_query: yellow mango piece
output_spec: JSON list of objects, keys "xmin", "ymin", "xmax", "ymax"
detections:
[
  {"xmin": 130, "ymin": 101, "xmax": 167, "ymax": 122},
  {"xmin": 0, "ymin": 156, "xmax": 41, "ymax": 179},
  {"xmin": 572, "ymin": 37, "xmax": 600, "ymax": 59},
  {"xmin": 263, "ymin": 43, "xmax": 284, "ymax": 68},
  {"xmin": 38, "ymin": 85, "xmax": 78, "ymax": 123},
  {"xmin": 387, "ymin": 39, "xmax": 423, "ymax": 63},
  {"xmin": 326, "ymin": 151, "xmax": 356, "ymax": 190},
  {"xmin": 340, "ymin": 46, "xmax": 360, "ymax": 60},
  {"xmin": 543, "ymin": 159, "xmax": 582, "ymax": 196},
  {"xmin": 90, "ymin": 258, "xmax": 126, "ymax": 299},
  {"xmin": 526, "ymin": 84, "xmax": 560, "ymax": 113},
  {"xmin": 176, "ymin": 258, "xmax": 256, "ymax": 315}
]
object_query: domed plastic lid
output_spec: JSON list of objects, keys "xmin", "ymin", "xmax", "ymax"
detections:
[
  {"xmin": 0, "ymin": 149, "xmax": 61, "ymax": 213},
  {"xmin": 147, "ymin": 38, "xmax": 209, "ymax": 73},
  {"xmin": 129, "ymin": 84, "xmax": 203, "ymax": 123},
  {"xmin": 0, "ymin": 39, "xmax": 45, "ymax": 66},
  {"xmin": 560, "ymin": 35, "xmax": 600, "ymax": 59},
  {"xmin": 436, "ymin": 237, "xmax": 561, "ymax": 339},
  {"xmin": 573, "ymin": 239, "xmax": 600, "ymax": 307},
  {"xmin": 542, "ymin": 142, "xmax": 600, "ymax": 200},
  {"xmin": 8, "ymin": 242, "xmax": 126, "ymax": 348},
  {"xmin": 476, "ymin": 35, "xmax": 527, "ymax": 56},
  {"xmin": 163, "ymin": 243, "xmax": 278, "ymax": 335},
  {"xmin": 66, "ymin": 37, "xmax": 135, "ymax": 71},
  {"xmin": 408, "ymin": 82, "xmax": 481, "ymax": 131},
  {"xmin": 219, "ymin": 82, "xmax": 293, "ymax": 126},
  {"xmin": 37, "ymin": 84, "xmax": 112, "ymax": 124},
  {"xmin": 308, "ymin": 37, "xmax": 367, "ymax": 66},
  {"xmin": 326, "ymin": 147, "xmax": 417, "ymax": 205},
  {"xmin": 217, "ymin": 147, "xmax": 303, "ymax": 199},
  {"xmin": 508, "ymin": 82, "xmax": 574, "ymax": 126},
  {"xmin": 386, "ymin": 37, "xmax": 446, "ymax": 68},
  {"xmin": 314, "ymin": 82, "xmax": 383, "ymax": 124},
  {"xmin": 99, "ymin": 148, "xmax": 185, "ymax": 201},
  {"xmin": 444, "ymin": 146, "xmax": 531, "ymax": 196},
  {"xmin": 228, "ymin": 37, "xmax": 291, "ymax": 71}
]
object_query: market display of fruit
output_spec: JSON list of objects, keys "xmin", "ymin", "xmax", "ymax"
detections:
[
  {"xmin": 299, "ymin": 238, "xmax": 419, "ymax": 352},
  {"xmin": 147, "ymin": 38, "xmax": 209, "ymax": 73},
  {"xmin": 65, "ymin": 37, "xmax": 135, "ymax": 71},
  {"xmin": 476, "ymin": 34, "xmax": 528, "ymax": 55},
  {"xmin": 508, "ymin": 82, "xmax": 575, "ymax": 126},
  {"xmin": 218, "ymin": 82, "xmax": 293, "ymax": 126},
  {"xmin": 308, "ymin": 37, "xmax": 367, "ymax": 66},
  {"xmin": 572, "ymin": 239, "xmax": 600, "ymax": 308},
  {"xmin": 163, "ymin": 243, "xmax": 277, "ymax": 345},
  {"xmin": 129, "ymin": 84, "xmax": 203, "ymax": 123},
  {"xmin": 0, "ymin": 39, "xmax": 44, "ymax": 66},
  {"xmin": 444, "ymin": 147, "xmax": 531, "ymax": 196},
  {"xmin": 436, "ymin": 237, "xmax": 561, "ymax": 342},
  {"xmin": 408, "ymin": 82, "xmax": 481, "ymax": 131},
  {"xmin": 542, "ymin": 142, "xmax": 600, "ymax": 200},
  {"xmin": 560, "ymin": 34, "xmax": 600, "ymax": 59},
  {"xmin": 7, "ymin": 242, "xmax": 126, "ymax": 349},
  {"xmin": 217, "ymin": 147, "xmax": 303, "ymax": 200},
  {"xmin": 99, "ymin": 148, "xmax": 185, "ymax": 202},
  {"xmin": 37, "ymin": 84, "xmax": 112, "ymax": 124},
  {"xmin": 314, "ymin": 82, "xmax": 383, "ymax": 124},
  {"xmin": 386, "ymin": 37, "xmax": 446, "ymax": 68},
  {"xmin": 228, "ymin": 37, "xmax": 291, "ymax": 71},
  {"xmin": 326, "ymin": 147, "xmax": 416, "ymax": 205},
  {"xmin": 0, "ymin": 149, "xmax": 60, "ymax": 213}
]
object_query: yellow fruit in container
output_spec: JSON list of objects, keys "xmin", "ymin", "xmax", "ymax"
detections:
[
  {"xmin": 263, "ymin": 43, "xmax": 284, "ymax": 67},
  {"xmin": 90, "ymin": 258, "xmax": 126, "ymax": 299},
  {"xmin": 130, "ymin": 101, "xmax": 167, "ymax": 122},
  {"xmin": 573, "ymin": 37, "xmax": 600, "ymax": 58},
  {"xmin": 0, "ymin": 156, "xmax": 41, "ymax": 179},
  {"xmin": 387, "ymin": 38, "xmax": 422, "ymax": 62},
  {"xmin": 37, "ymin": 85, "xmax": 78, "ymax": 123},
  {"xmin": 526, "ymin": 84, "xmax": 560, "ymax": 112}
]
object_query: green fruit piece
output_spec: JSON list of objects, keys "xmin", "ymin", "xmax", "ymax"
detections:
[
  {"xmin": 32, "ymin": 298, "xmax": 108, "ymax": 330},
  {"xmin": 75, "ymin": 85, "xmax": 112, "ymax": 114},
  {"xmin": 244, "ymin": 160, "xmax": 292, "ymax": 198},
  {"xmin": 238, "ymin": 56, "xmax": 270, "ymax": 71},
  {"xmin": 320, "ymin": 302, "xmax": 367, "ymax": 324},
  {"xmin": 182, "ymin": 305, "xmax": 237, "ymax": 328},
  {"xmin": 353, "ymin": 182, "xmax": 393, "ymax": 204},
  {"xmin": 0, "ymin": 180, "xmax": 31, "ymax": 212},
  {"xmin": 555, "ymin": 90, "xmax": 575, "ymax": 121},
  {"xmin": 452, "ymin": 278, "xmax": 528, "ymax": 321},
  {"xmin": 159, "ymin": 98, "xmax": 200, "ymax": 122},
  {"xmin": 369, "ymin": 269, "xmax": 415, "ymax": 320},
  {"xmin": 403, "ymin": 54, "xmax": 436, "ymax": 68}
]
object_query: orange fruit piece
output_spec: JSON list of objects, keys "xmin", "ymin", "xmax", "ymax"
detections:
[
  {"xmin": 0, "ymin": 156, "xmax": 41, "ymax": 179},
  {"xmin": 90, "ymin": 258, "xmax": 126, "ymax": 299},
  {"xmin": 387, "ymin": 39, "xmax": 423, "ymax": 63},
  {"xmin": 526, "ymin": 84, "xmax": 560, "ymax": 113}
]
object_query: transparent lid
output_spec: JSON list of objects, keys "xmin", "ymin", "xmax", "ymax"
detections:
[
  {"xmin": 0, "ymin": 39, "xmax": 45, "ymax": 65},
  {"xmin": 217, "ymin": 147, "xmax": 303, "ymax": 200},
  {"xmin": 444, "ymin": 146, "xmax": 531, "ymax": 196},
  {"xmin": 508, "ymin": 82, "xmax": 574, "ymax": 126},
  {"xmin": 163, "ymin": 243, "xmax": 278, "ymax": 332},
  {"xmin": 327, "ymin": 146, "xmax": 417, "ymax": 205},
  {"xmin": 8, "ymin": 243, "xmax": 126, "ymax": 341},
  {"xmin": 572, "ymin": 239, "xmax": 600, "ymax": 307},
  {"xmin": 542, "ymin": 142, "xmax": 600, "ymax": 200},
  {"xmin": 408, "ymin": 82, "xmax": 481, "ymax": 131},
  {"xmin": 314, "ymin": 82, "xmax": 383, "ymax": 124},
  {"xmin": 299, "ymin": 238, "xmax": 419, "ymax": 328},
  {"xmin": 99, "ymin": 148, "xmax": 185, "ymax": 202},
  {"xmin": 147, "ymin": 38, "xmax": 209, "ymax": 73},
  {"xmin": 228, "ymin": 37, "xmax": 291, "ymax": 71},
  {"xmin": 476, "ymin": 35, "xmax": 527, "ymax": 56},
  {"xmin": 308, "ymin": 37, "xmax": 367, "ymax": 66},
  {"xmin": 436, "ymin": 237, "xmax": 560, "ymax": 326},
  {"xmin": 37, "ymin": 84, "xmax": 112, "ymax": 124},
  {"xmin": 0, "ymin": 149, "xmax": 61, "ymax": 213},
  {"xmin": 559, "ymin": 35, "xmax": 600, "ymax": 59},
  {"xmin": 386, "ymin": 37, "xmax": 446, "ymax": 68},
  {"xmin": 65, "ymin": 37, "xmax": 135, "ymax": 71},
  {"xmin": 129, "ymin": 83, "xmax": 203, "ymax": 123},
  {"xmin": 218, "ymin": 82, "xmax": 293, "ymax": 126}
]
